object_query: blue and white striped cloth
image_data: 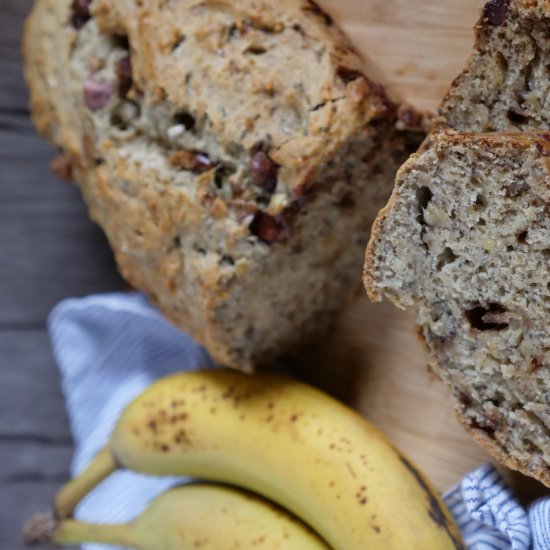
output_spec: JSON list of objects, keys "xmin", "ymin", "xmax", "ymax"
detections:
[{"xmin": 48, "ymin": 292, "xmax": 550, "ymax": 550}]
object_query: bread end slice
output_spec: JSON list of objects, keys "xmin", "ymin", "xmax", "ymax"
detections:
[{"xmin": 365, "ymin": 131, "xmax": 550, "ymax": 486}]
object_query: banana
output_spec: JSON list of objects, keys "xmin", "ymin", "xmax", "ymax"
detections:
[
  {"xmin": 23, "ymin": 483, "xmax": 329, "ymax": 549},
  {"xmin": 50, "ymin": 370, "xmax": 464, "ymax": 549}
]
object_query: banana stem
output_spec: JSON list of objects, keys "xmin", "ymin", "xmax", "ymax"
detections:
[
  {"xmin": 22, "ymin": 511, "xmax": 136, "ymax": 548},
  {"xmin": 55, "ymin": 519, "xmax": 137, "ymax": 548},
  {"xmin": 55, "ymin": 447, "xmax": 119, "ymax": 519}
]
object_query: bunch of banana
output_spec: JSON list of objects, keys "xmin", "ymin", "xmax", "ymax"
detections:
[
  {"xmin": 23, "ymin": 483, "xmax": 328, "ymax": 549},
  {"xmin": 24, "ymin": 369, "xmax": 463, "ymax": 549}
]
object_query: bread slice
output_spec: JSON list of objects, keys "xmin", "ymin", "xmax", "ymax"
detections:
[
  {"xmin": 23, "ymin": 0, "xmax": 422, "ymax": 370},
  {"xmin": 365, "ymin": 131, "xmax": 550, "ymax": 486},
  {"xmin": 437, "ymin": 0, "xmax": 550, "ymax": 131}
]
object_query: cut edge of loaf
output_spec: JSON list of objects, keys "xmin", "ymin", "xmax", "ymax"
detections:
[{"xmin": 365, "ymin": 130, "xmax": 550, "ymax": 486}]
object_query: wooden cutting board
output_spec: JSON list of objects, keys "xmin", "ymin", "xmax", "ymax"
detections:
[{"xmin": 296, "ymin": 0, "xmax": 550, "ymax": 502}]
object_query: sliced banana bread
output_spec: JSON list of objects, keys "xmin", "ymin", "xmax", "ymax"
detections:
[
  {"xmin": 365, "ymin": 131, "xmax": 550, "ymax": 486},
  {"xmin": 23, "ymin": 0, "xmax": 422, "ymax": 370},
  {"xmin": 437, "ymin": 0, "xmax": 550, "ymax": 132}
]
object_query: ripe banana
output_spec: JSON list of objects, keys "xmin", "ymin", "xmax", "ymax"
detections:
[
  {"xmin": 51, "ymin": 370, "xmax": 463, "ymax": 549},
  {"xmin": 23, "ymin": 483, "xmax": 328, "ymax": 549}
]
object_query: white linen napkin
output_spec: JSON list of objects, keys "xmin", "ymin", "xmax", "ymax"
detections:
[{"xmin": 48, "ymin": 292, "xmax": 550, "ymax": 550}]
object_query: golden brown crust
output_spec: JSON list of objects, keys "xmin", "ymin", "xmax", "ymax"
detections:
[
  {"xmin": 364, "ymin": 198, "xmax": 393, "ymax": 302},
  {"xmin": 431, "ymin": 129, "xmax": 550, "ymax": 152},
  {"xmin": 364, "ymin": 147, "xmax": 425, "ymax": 304}
]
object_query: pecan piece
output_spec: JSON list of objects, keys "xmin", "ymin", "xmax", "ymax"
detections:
[
  {"xmin": 530, "ymin": 357, "xmax": 544, "ymax": 373},
  {"xmin": 482, "ymin": 0, "xmax": 510, "ymax": 26},
  {"xmin": 458, "ymin": 392, "xmax": 473, "ymax": 407},
  {"xmin": 116, "ymin": 56, "xmax": 133, "ymax": 97},
  {"xmin": 84, "ymin": 78, "xmax": 114, "ymax": 111},
  {"xmin": 249, "ymin": 212, "xmax": 286, "ymax": 244},
  {"xmin": 169, "ymin": 150, "xmax": 213, "ymax": 173},
  {"xmin": 250, "ymin": 151, "xmax": 278, "ymax": 194},
  {"xmin": 397, "ymin": 105, "xmax": 422, "ymax": 129},
  {"xmin": 71, "ymin": 0, "xmax": 92, "ymax": 29}
]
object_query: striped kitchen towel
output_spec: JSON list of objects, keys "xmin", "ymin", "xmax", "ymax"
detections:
[{"xmin": 48, "ymin": 292, "xmax": 550, "ymax": 550}]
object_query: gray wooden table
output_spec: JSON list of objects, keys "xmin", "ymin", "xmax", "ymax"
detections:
[{"xmin": 1, "ymin": 1, "xmax": 124, "ymax": 546}]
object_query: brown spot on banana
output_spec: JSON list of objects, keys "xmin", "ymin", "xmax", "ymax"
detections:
[
  {"xmin": 399, "ymin": 456, "xmax": 465, "ymax": 549},
  {"xmin": 221, "ymin": 387, "xmax": 235, "ymax": 398},
  {"xmin": 345, "ymin": 463, "xmax": 357, "ymax": 479}
]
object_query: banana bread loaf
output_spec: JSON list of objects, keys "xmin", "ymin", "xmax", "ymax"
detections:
[
  {"xmin": 366, "ymin": 131, "xmax": 550, "ymax": 486},
  {"xmin": 23, "ymin": 0, "xmax": 421, "ymax": 370}
]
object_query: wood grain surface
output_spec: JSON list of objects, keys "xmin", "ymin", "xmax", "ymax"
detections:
[
  {"xmin": 323, "ymin": 0, "xmax": 483, "ymax": 111},
  {"xmin": 1, "ymin": 1, "xmax": 548, "ymax": 549}
]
